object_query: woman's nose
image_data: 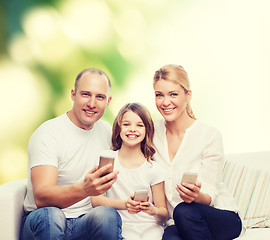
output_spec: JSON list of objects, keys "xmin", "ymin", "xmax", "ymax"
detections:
[{"xmin": 162, "ymin": 96, "xmax": 170, "ymax": 106}]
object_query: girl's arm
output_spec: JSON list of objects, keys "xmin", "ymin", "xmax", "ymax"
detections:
[
  {"xmin": 140, "ymin": 182, "xmax": 168, "ymax": 222},
  {"xmin": 92, "ymin": 194, "xmax": 142, "ymax": 213},
  {"xmin": 91, "ymin": 195, "xmax": 127, "ymax": 210}
]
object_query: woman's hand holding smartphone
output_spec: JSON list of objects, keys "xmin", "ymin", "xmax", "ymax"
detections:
[{"xmin": 177, "ymin": 172, "xmax": 201, "ymax": 203}]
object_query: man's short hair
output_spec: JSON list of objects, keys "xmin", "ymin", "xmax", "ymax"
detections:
[{"xmin": 74, "ymin": 68, "xmax": 111, "ymax": 93}]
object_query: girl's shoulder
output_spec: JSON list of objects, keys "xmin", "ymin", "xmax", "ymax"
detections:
[
  {"xmin": 146, "ymin": 159, "xmax": 163, "ymax": 170},
  {"xmin": 146, "ymin": 159, "xmax": 166, "ymax": 181}
]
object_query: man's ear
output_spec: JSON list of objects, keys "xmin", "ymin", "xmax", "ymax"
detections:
[
  {"xmin": 106, "ymin": 96, "xmax": 112, "ymax": 107},
  {"xmin": 71, "ymin": 89, "xmax": 76, "ymax": 101}
]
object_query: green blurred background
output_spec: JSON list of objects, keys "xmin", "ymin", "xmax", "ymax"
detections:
[{"xmin": 1, "ymin": 0, "xmax": 270, "ymax": 185}]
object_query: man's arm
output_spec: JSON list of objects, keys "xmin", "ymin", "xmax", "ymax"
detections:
[{"xmin": 32, "ymin": 164, "xmax": 118, "ymax": 209}]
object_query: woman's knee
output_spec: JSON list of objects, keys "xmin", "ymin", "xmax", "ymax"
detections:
[
  {"xmin": 173, "ymin": 202, "xmax": 201, "ymax": 226},
  {"xmin": 162, "ymin": 225, "xmax": 182, "ymax": 240}
]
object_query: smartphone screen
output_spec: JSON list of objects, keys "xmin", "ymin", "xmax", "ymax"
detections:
[
  {"xmin": 134, "ymin": 190, "xmax": 148, "ymax": 202},
  {"xmin": 181, "ymin": 172, "xmax": 198, "ymax": 184},
  {"xmin": 99, "ymin": 151, "xmax": 115, "ymax": 177}
]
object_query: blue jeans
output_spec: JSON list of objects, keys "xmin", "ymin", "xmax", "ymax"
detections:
[
  {"xmin": 162, "ymin": 202, "xmax": 242, "ymax": 240},
  {"xmin": 20, "ymin": 206, "xmax": 122, "ymax": 240}
]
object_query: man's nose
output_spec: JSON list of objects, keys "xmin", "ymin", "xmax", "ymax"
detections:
[{"xmin": 88, "ymin": 97, "xmax": 96, "ymax": 108}]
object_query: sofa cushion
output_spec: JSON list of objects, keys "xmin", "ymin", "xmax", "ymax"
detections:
[
  {"xmin": 0, "ymin": 179, "xmax": 27, "ymax": 240},
  {"xmin": 222, "ymin": 152, "xmax": 270, "ymax": 228}
]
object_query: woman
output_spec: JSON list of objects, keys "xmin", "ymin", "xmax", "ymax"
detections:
[{"xmin": 152, "ymin": 64, "xmax": 242, "ymax": 240}]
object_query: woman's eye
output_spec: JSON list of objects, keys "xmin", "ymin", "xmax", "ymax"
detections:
[
  {"xmin": 155, "ymin": 93, "xmax": 163, "ymax": 97},
  {"xmin": 171, "ymin": 93, "xmax": 178, "ymax": 97}
]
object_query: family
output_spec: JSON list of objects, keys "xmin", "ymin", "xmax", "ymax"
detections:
[{"xmin": 20, "ymin": 65, "xmax": 243, "ymax": 240}]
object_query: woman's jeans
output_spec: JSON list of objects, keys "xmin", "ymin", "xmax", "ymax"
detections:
[
  {"xmin": 162, "ymin": 202, "xmax": 242, "ymax": 240},
  {"xmin": 20, "ymin": 206, "xmax": 122, "ymax": 240}
]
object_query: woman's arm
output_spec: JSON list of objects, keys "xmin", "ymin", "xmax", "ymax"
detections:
[
  {"xmin": 176, "ymin": 130, "xmax": 223, "ymax": 205},
  {"xmin": 140, "ymin": 182, "xmax": 168, "ymax": 222},
  {"xmin": 176, "ymin": 182, "xmax": 212, "ymax": 205}
]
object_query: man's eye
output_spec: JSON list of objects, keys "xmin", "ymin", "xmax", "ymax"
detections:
[
  {"xmin": 82, "ymin": 93, "xmax": 90, "ymax": 96},
  {"xmin": 97, "ymin": 95, "xmax": 105, "ymax": 100}
]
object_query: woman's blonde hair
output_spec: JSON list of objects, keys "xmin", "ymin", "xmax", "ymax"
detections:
[{"xmin": 153, "ymin": 64, "xmax": 196, "ymax": 120}]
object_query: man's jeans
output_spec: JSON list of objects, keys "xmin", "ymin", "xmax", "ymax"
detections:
[{"xmin": 20, "ymin": 206, "xmax": 122, "ymax": 240}]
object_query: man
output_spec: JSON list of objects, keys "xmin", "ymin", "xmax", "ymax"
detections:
[{"xmin": 20, "ymin": 68, "xmax": 122, "ymax": 240}]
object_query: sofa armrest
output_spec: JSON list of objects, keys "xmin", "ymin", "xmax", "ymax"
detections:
[
  {"xmin": 0, "ymin": 179, "xmax": 27, "ymax": 240},
  {"xmin": 222, "ymin": 152, "xmax": 270, "ymax": 228}
]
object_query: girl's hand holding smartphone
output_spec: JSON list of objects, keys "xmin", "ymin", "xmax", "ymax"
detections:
[{"xmin": 126, "ymin": 195, "xmax": 141, "ymax": 214}]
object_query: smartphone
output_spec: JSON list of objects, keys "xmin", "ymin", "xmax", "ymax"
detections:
[
  {"xmin": 134, "ymin": 190, "xmax": 148, "ymax": 202},
  {"xmin": 99, "ymin": 151, "xmax": 115, "ymax": 177},
  {"xmin": 181, "ymin": 172, "xmax": 198, "ymax": 184}
]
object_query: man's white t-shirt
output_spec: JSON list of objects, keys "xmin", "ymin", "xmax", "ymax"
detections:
[{"xmin": 23, "ymin": 113, "xmax": 111, "ymax": 218}]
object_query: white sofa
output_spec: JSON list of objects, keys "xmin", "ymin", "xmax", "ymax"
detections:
[{"xmin": 0, "ymin": 151, "xmax": 269, "ymax": 240}]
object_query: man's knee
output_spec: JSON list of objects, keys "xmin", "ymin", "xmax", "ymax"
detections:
[
  {"xmin": 21, "ymin": 207, "xmax": 66, "ymax": 240},
  {"xmin": 85, "ymin": 206, "xmax": 122, "ymax": 239},
  {"xmin": 27, "ymin": 207, "xmax": 65, "ymax": 233},
  {"xmin": 90, "ymin": 206, "xmax": 121, "ymax": 225}
]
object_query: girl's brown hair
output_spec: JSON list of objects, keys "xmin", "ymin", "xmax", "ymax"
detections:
[
  {"xmin": 112, "ymin": 103, "xmax": 155, "ymax": 161},
  {"xmin": 153, "ymin": 64, "xmax": 196, "ymax": 120}
]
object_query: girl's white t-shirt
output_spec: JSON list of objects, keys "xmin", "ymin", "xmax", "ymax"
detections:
[{"xmin": 105, "ymin": 150, "xmax": 165, "ymax": 224}]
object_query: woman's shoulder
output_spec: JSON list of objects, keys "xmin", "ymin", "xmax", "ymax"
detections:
[
  {"xmin": 153, "ymin": 119, "xmax": 166, "ymax": 138},
  {"xmin": 193, "ymin": 120, "xmax": 221, "ymax": 136},
  {"xmin": 154, "ymin": 118, "xmax": 165, "ymax": 128}
]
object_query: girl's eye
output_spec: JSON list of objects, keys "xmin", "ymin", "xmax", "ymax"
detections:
[
  {"xmin": 122, "ymin": 123, "xmax": 129, "ymax": 126},
  {"xmin": 138, "ymin": 124, "xmax": 145, "ymax": 127}
]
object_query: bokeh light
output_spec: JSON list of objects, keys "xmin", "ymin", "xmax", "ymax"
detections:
[{"xmin": 0, "ymin": 0, "xmax": 270, "ymax": 184}]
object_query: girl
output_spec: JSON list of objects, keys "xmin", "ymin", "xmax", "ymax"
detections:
[
  {"xmin": 92, "ymin": 103, "xmax": 168, "ymax": 240},
  {"xmin": 152, "ymin": 64, "xmax": 243, "ymax": 240}
]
